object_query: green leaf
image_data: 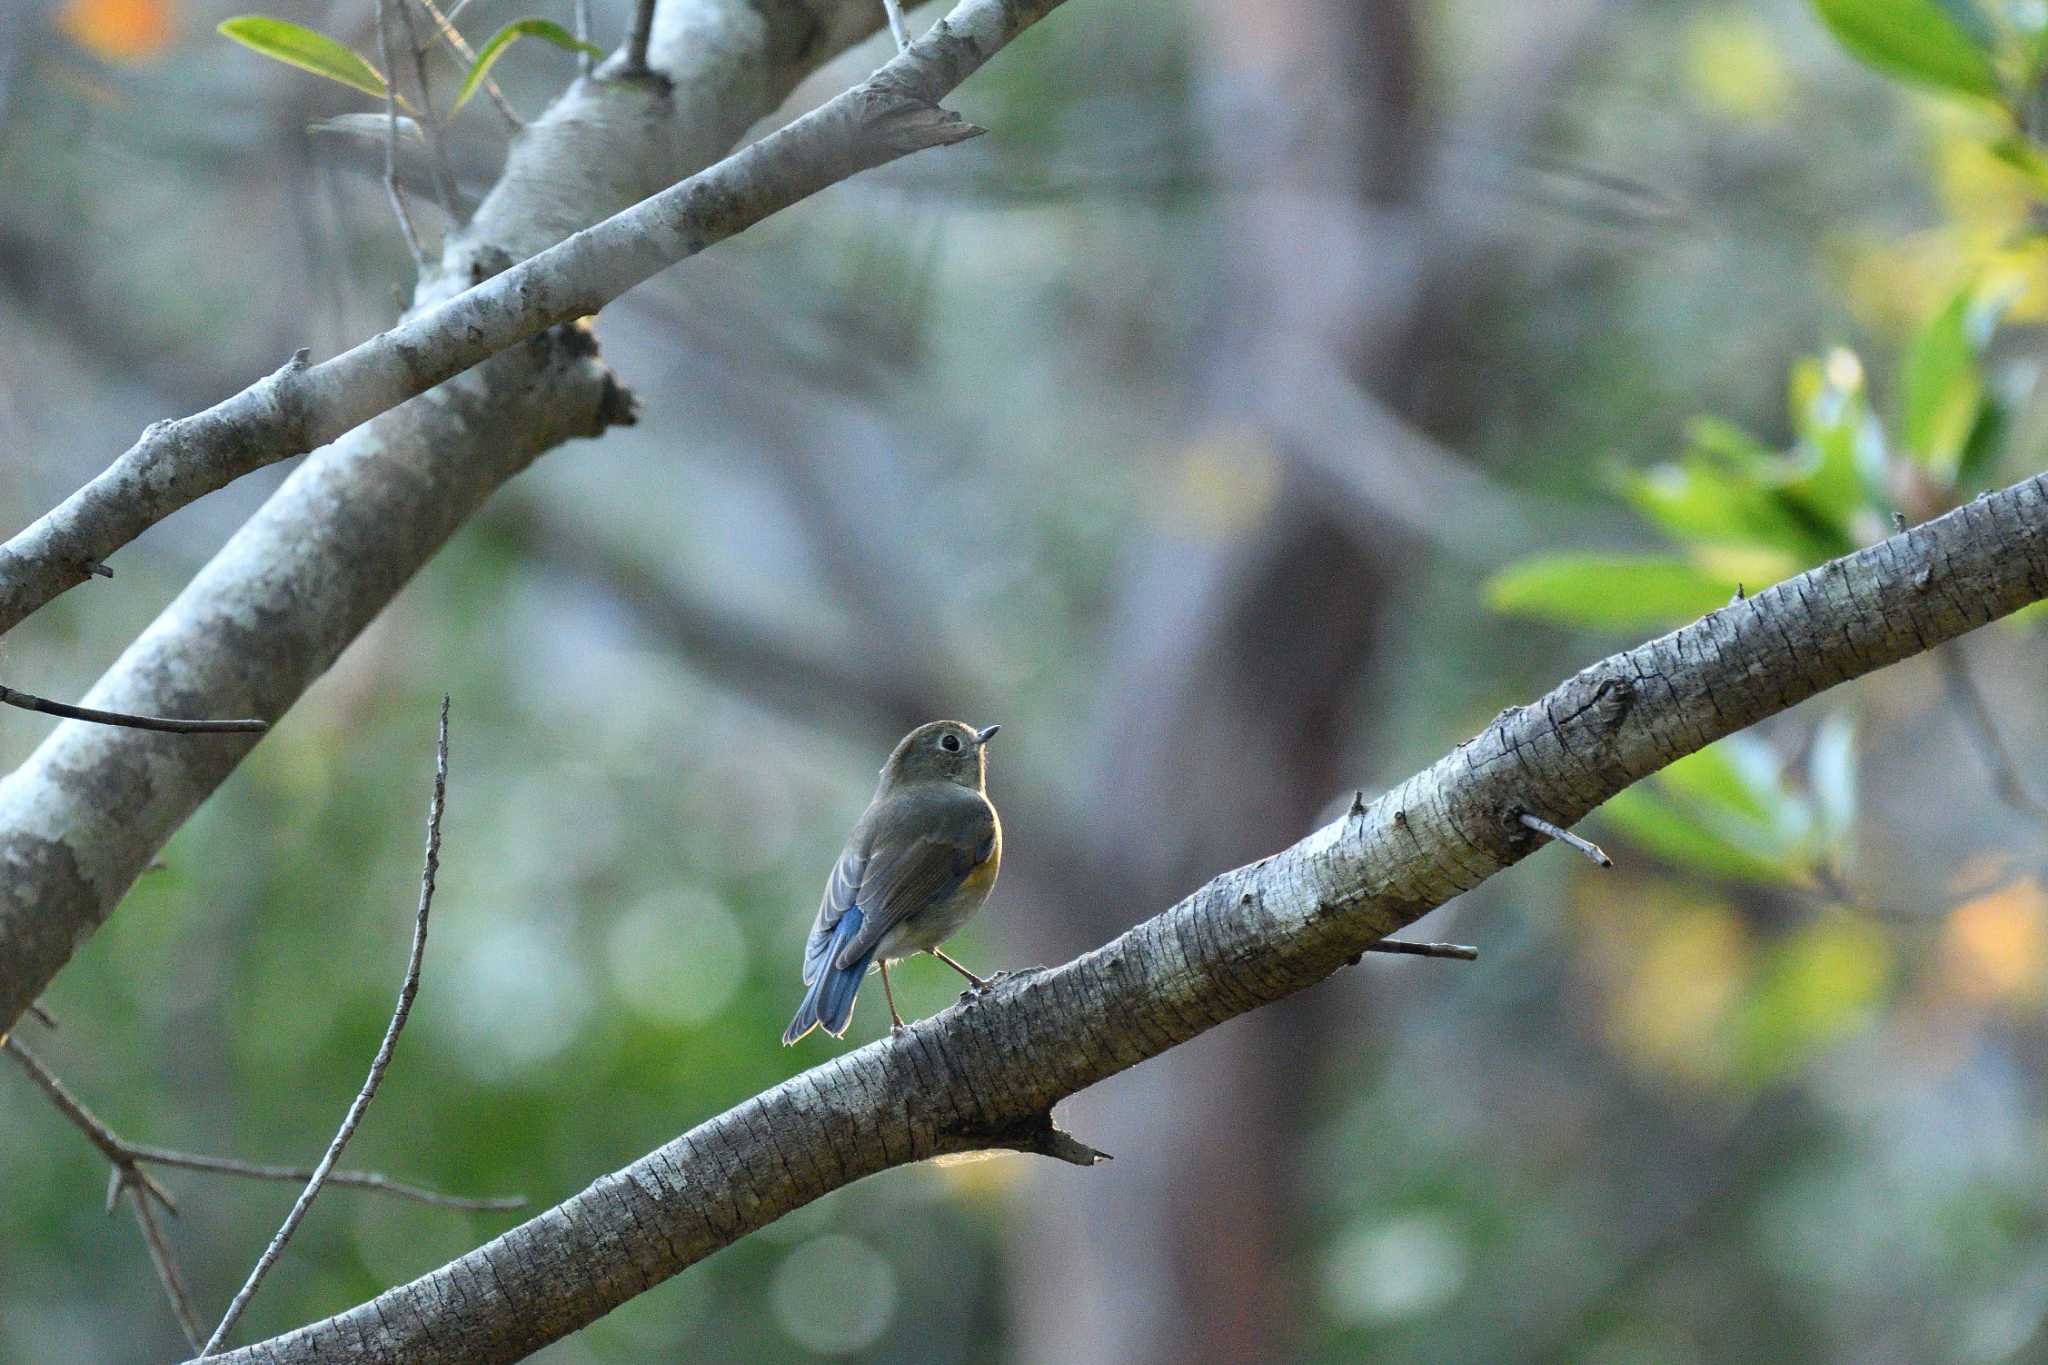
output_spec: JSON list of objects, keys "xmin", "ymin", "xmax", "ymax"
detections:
[
  {"xmin": 218, "ymin": 16, "xmax": 392, "ymax": 103},
  {"xmin": 1810, "ymin": 0, "xmax": 2001, "ymax": 99},
  {"xmin": 1598, "ymin": 786, "xmax": 1797, "ymax": 884},
  {"xmin": 1657, "ymin": 740, "xmax": 1780, "ymax": 828},
  {"xmin": 455, "ymin": 19, "xmax": 602, "ymax": 112},
  {"xmin": 1901, "ymin": 286, "xmax": 1984, "ymax": 476},
  {"xmin": 1483, "ymin": 554, "xmax": 1738, "ymax": 630}
]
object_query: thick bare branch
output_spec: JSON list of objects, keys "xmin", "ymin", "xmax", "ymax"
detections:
[
  {"xmin": 215, "ymin": 475, "xmax": 2048, "ymax": 1365},
  {"xmin": 0, "ymin": 0, "xmax": 960, "ymax": 1038},
  {"xmin": 0, "ymin": 0, "xmax": 1055, "ymax": 642}
]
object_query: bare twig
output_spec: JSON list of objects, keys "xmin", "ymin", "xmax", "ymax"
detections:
[
  {"xmin": 199, "ymin": 697, "xmax": 451, "ymax": 1358},
  {"xmin": 1362, "ymin": 939, "xmax": 1480, "ymax": 962},
  {"xmin": 118, "ymin": 1144, "xmax": 523, "ymax": 1210},
  {"xmin": 882, "ymin": 0, "xmax": 911, "ymax": 49},
  {"xmin": 129, "ymin": 1181, "xmax": 204, "ymax": 1351},
  {"xmin": 6, "ymin": 1037, "xmax": 181, "ymax": 1215},
  {"xmin": 0, "ymin": 684, "xmax": 267, "ymax": 734},
  {"xmin": 1517, "ymin": 810, "xmax": 1613, "ymax": 867},
  {"xmin": 621, "ymin": 0, "xmax": 659, "ymax": 78},
  {"xmin": 5, "ymin": 1029, "xmax": 520, "ymax": 1214},
  {"xmin": 393, "ymin": 0, "xmax": 460, "ymax": 220},
  {"xmin": 374, "ymin": 0, "xmax": 427, "ymax": 268},
  {"xmin": 574, "ymin": 0, "xmax": 593, "ymax": 75},
  {"xmin": 414, "ymin": 0, "xmax": 522, "ymax": 129},
  {"xmin": 1937, "ymin": 644, "xmax": 2048, "ymax": 831}
]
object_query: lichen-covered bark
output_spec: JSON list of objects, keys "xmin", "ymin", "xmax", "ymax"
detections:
[
  {"xmin": 0, "ymin": 0, "xmax": 1072, "ymax": 1037},
  {"xmin": 221, "ymin": 475, "xmax": 2048, "ymax": 1365}
]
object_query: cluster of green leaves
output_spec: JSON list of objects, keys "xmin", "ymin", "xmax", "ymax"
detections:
[
  {"xmin": 219, "ymin": 11, "xmax": 599, "ymax": 118},
  {"xmin": 1485, "ymin": 291, "xmax": 2016, "ymax": 634},
  {"xmin": 1484, "ymin": 0, "xmax": 2047, "ymax": 890}
]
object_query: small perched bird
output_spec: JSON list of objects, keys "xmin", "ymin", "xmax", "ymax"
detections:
[{"xmin": 783, "ymin": 720, "xmax": 1003, "ymax": 1045}]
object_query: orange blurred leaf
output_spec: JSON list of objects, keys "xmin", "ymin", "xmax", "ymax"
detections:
[{"xmin": 57, "ymin": 0, "xmax": 175, "ymax": 64}]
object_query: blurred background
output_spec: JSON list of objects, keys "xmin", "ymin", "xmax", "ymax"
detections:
[{"xmin": 4, "ymin": 0, "xmax": 2048, "ymax": 1359}]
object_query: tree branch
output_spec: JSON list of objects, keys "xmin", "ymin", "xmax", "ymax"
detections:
[
  {"xmin": 213, "ymin": 474, "xmax": 2048, "ymax": 1365},
  {"xmin": 0, "ymin": 0, "xmax": 953, "ymax": 1039},
  {"xmin": 0, "ymin": 683, "xmax": 268, "ymax": 734},
  {"xmin": 0, "ymin": 0, "xmax": 1058, "ymax": 642},
  {"xmin": 199, "ymin": 698, "xmax": 451, "ymax": 1357}
]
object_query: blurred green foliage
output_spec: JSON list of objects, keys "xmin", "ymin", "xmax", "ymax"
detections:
[{"xmin": 5, "ymin": 0, "xmax": 2048, "ymax": 1362}]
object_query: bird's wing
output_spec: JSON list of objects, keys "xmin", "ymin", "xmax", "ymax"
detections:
[
  {"xmin": 833, "ymin": 790, "xmax": 996, "ymax": 970},
  {"xmin": 800, "ymin": 834, "xmax": 870, "ymax": 986}
]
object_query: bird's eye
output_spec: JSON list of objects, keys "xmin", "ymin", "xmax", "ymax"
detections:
[{"xmin": 939, "ymin": 733, "xmax": 962, "ymax": 752}]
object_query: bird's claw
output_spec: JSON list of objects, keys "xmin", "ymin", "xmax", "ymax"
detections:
[{"xmin": 956, "ymin": 970, "xmax": 1012, "ymax": 1004}]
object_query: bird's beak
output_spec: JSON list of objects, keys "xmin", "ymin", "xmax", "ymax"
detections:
[{"xmin": 974, "ymin": 724, "xmax": 1001, "ymax": 747}]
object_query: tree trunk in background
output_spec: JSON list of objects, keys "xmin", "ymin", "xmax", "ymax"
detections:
[
  {"xmin": 1008, "ymin": 0, "xmax": 1608, "ymax": 1357},
  {"xmin": 1009, "ymin": 3, "xmax": 1420, "ymax": 1360}
]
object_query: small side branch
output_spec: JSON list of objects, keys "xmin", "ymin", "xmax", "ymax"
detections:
[
  {"xmin": 374, "ymin": 0, "xmax": 428, "ymax": 268},
  {"xmin": 0, "ymin": 684, "xmax": 267, "ymax": 734},
  {"xmin": 620, "ymin": 0, "xmax": 659, "ymax": 79},
  {"xmin": 129, "ymin": 1180, "xmax": 204, "ymax": 1351},
  {"xmin": 1937, "ymin": 645, "xmax": 2048, "ymax": 831},
  {"xmin": 199, "ymin": 698, "xmax": 452, "ymax": 1357},
  {"xmin": 1363, "ymin": 939, "xmax": 1480, "ymax": 961},
  {"xmin": 1517, "ymin": 810, "xmax": 1613, "ymax": 867}
]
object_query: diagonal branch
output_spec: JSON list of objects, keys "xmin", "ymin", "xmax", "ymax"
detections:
[
  {"xmin": 215, "ymin": 474, "xmax": 2048, "ymax": 1365},
  {"xmin": 0, "ymin": 0, "xmax": 1062, "ymax": 642},
  {"xmin": 199, "ymin": 698, "xmax": 452, "ymax": 1358},
  {"xmin": 0, "ymin": 682, "xmax": 268, "ymax": 734}
]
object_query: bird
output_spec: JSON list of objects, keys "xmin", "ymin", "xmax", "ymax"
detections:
[{"xmin": 783, "ymin": 720, "xmax": 1003, "ymax": 1045}]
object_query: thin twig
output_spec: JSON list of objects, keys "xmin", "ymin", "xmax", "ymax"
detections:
[
  {"xmin": 199, "ymin": 697, "xmax": 451, "ymax": 1358},
  {"xmin": 574, "ymin": 0, "xmax": 593, "ymax": 75},
  {"xmin": 1937, "ymin": 644, "xmax": 2048, "ymax": 831},
  {"xmin": 5, "ymin": 1037, "xmax": 180, "ymax": 1215},
  {"xmin": 5, "ymin": 1031, "xmax": 518, "ymax": 1208},
  {"xmin": 0, "ymin": 684, "xmax": 266, "ymax": 734},
  {"xmin": 621, "ymin": 0, "xmax": 658, "ymax": 78},
  {"xmin": 1518, "ymin": 810, "xmax": 1613, "ymax": 867},
  {"xmin": 1363, "ymin": 939, "xmax": 1480, "ymax": 962},
  {"xmin": 392, "ymin": 0, "xmax": 461, "ymax": 220},
  {"xmin": 119, "ymin": 1144, "xmax": 523, "ymax": 1210},
  {"xmin": 413, "ymin": 0, "xmax": 521, "ymax": 129},
  {"xmin": 375, "ymin": 0, "xmax": 427, "ymax": 269},
  {"xmin": 129, "ymin": 1181, "xmax": 204, "ymax": 1351}
]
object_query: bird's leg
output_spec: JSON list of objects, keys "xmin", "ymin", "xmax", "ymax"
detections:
[
  {"xmin": 880, "ymin": 961, "xmax": 907, "ymax": 1034},
  {"xmin": 880, "ymin": 0, "xmax": 910, "ymax": 51},
  {"xmin": 931, "ymin": 948, "xmax": 1002, "ymax": 997}
]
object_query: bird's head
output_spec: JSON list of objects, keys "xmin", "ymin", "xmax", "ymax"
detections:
[{"xmin": 881, "ymin": 719, "xmax": 999, "ymax": 792}]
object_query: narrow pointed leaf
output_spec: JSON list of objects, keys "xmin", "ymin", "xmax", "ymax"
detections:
[
  {"xmin": 1810, "ymin": 0, "xmax": 2000, "ymax": 99},
  {"xmin": 218, "ymin": 16, "xmax": 391, "ymax": 102},
  {"xmin": 455, "ymin": 19, "xmax": 603, "ymax": 112}
]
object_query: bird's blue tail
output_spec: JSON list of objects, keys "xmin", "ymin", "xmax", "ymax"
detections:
[{"xmin": 783, "ymin": 907, "xmax": 872, "ymax": 1045}]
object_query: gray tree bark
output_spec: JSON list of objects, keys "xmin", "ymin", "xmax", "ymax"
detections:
[
  {"xmin": 208, "ymin": 476, "xmax": 2048, "ymax": 1364},
  {"xmin": 0, "ymin": 0, "xmax": 1070, "ymax": 1037}
]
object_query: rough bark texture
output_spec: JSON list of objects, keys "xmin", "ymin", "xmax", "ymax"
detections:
[
  {"xmin": 0, "ymin": 0, "xmax": 1073, "ymax": 1038},
  {"xmin": 0, "ymin": 0, "xmax": 1060, "ymax": 641},
  {"xmin": 214, "ymin": 476, "xmax": 2048, "ymax": 1365}
]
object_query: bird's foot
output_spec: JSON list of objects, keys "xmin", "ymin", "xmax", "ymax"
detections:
[
  {"xmin": 956, "ymin": 970, "xmax": 1012, "ymax": 1004},
  {"xmin": 890, "ymin": 1021, "xmax": 908, "ymax": 1037}
]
